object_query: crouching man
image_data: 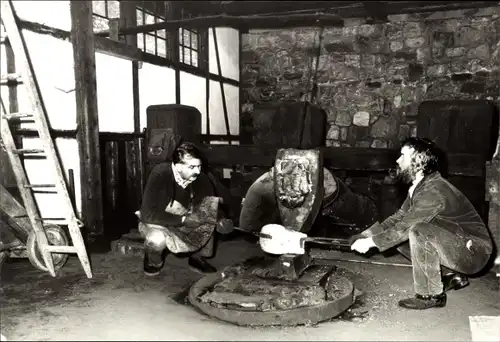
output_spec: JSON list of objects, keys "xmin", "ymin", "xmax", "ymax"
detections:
[
  {"xmin": 138, "ymin": 142, "xmax": 227, "ymax": 276},
  {"xmin": 351, "ymin": 137, "xmax": 493, "ymax": 310}
]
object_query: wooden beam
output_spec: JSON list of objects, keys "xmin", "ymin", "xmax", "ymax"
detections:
[
  {"xmin": 212, "ymin": 28, "xmax": 232, "ymax": 144},
  {"xmin": 200, "ymin": 145, "xmax": 485, "ymax": 176},
  {"xmin": 95, "ymin": 12, "xmax": 344, "ymax": 35},
  {"xmin": 17, "ymin": 19, "xmax": 239, "ymax": 87},
  {"xmin": 70, "ymin": 1, "xmax": 104, "ymax": 237}
]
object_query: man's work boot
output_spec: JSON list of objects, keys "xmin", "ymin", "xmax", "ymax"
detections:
[
  {"xmin": 188, "ymin": 256, "xmax": 217, "ymax": 274},
  {"xmin": 143, "ymin": 251, "xmax": 164, "ymax": 277},
  {"xmin": 398, "ymin": 293, "xmax": 447, "ymax": 310},
  {"xmin": 442, "ymin": 272, "xmax": 469, "ymax": 292}
]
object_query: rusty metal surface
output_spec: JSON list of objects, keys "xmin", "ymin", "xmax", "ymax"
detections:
[
  {"xmin": 188, "ymin": 256, "xmax": 355, "ymax": 326},
  {"xmin": 274, "ymin": 149, "xmax": 324, "ymax": 233}
]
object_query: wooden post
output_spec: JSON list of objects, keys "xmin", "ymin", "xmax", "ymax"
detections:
[
  {"xmin": 487, "ymin": 120, "xmax": 500, "ymax": 274},
  {"xmin": 212, "ymin": 27, "xmax": 232, "ymax": 145},
  {"xmin": 70, "ymin": 1, "xmax": 104, "ymax": 239}
]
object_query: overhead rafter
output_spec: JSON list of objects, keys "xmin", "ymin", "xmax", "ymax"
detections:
[
  {"xmin": 176, "ymin": 1, "xmax": 498, "ymax": 19},
  {"xmin": 95, "ymin": 12, "xmax": 344, "ymax": 36}
]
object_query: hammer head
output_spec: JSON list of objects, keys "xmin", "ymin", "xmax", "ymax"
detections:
[{"xmin": 273, "ymin": 149, "xmax": 324, "ymax": 234}]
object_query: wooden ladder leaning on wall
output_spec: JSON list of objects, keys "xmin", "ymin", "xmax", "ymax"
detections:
[{"xmin": 0, "ymin": 0, "xmax": 92, "ymax": 278}]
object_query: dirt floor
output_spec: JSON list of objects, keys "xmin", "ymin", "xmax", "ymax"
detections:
[{"xmin": 0, "ymin": 237, "xmax": 499, "ymax": 341}]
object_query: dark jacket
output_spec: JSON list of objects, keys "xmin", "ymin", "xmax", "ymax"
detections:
[
  {"xmin": 140, "ymin": 162, "xmax": 215, "ymax": 227},
  {"xmin": 367, "ymin": 172, "xmax": 493, "ymax": 253}
]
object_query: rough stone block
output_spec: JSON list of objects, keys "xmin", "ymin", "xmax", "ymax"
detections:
[
  {"xmin": 345, "ymin": 54, "xmax": 361, "ymax": 68},
  {"xmin": 433, "ymin": 31, "xmax": 455, "ymax": 46},
  {"xmin": 446, "ymin": 47, "xmax": 467, "ymax": 57},
  {"xmin": 417, "ymin": 47, "xmax": 431, "ymax": 63},
  {"xmin": 390, "ymin": 41, "xmax": 404, "ymax": 52},
  {"xmin": 410, "ymin": 126, "xmax": 417, "ymax": 137},
  {"xmin": 467, "ymin": 44, "xmax": 491, "ymax": 60},
  {"xmin": 327, "ymin": 125, "xmax": 340, "ymax": 140},
  {"xmin": 355, "ymin": 141, "xmax": 371, "ymax": 148},
  {"xmin": 340, "ymin": 127, "xmax": 348, "ymax": 141},
  {"xmin": 371, "ymin": 116, "xmax": 398, "ymax": 138},
  {"xmin": 353, "ymin": 111, "xmax": 370, "ymax": 126},
  {"xmin": 394, "ymin": 95, "xmax": 402, "ymax": 108},
  {"xmin": 455, "ymin": 26, "xmax": 484, "ymax": 46},
  {"xmin": 348, "ymin": 126, "xmax": 370, "ymax": 144},
  {"xmin": 335, "ymin": 110, "xmax": 352, "ymax": 127},
  {"xmin": 405, "ymin": 37, "xmax": 426, "ymax": 49},
  {"xmin": 398, "ymin": 124, "xmax": 411, "ymax": 140},
  {"xmin": 404, "ymin": 22, "xmax": 425, "ymax": 38},
  {"xmin": 371, "ymin": 139, "xmax": 388, "ymax": 148},
  {"xmin": 324, "ymin": 42, "xmax": 355, "ymax": 53},
  {"xmin": 427, "ymin": 64, "xmax": 449, "ymax": 78}
]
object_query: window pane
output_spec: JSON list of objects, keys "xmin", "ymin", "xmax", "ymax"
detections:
[
  {"xmin": 191, "ymin": 51, "xmax": 198, "ymax": 67},
  {"xmin": 136, "ymin": 9, "xmax": 144, "ymax": 25},
  {"xmin": 93, "ymin": 15, "xmax": 109, "ymax": 32},
  {"xmin": 178, "ymin": 29, "xmax": 183, "ymax": 44},
  {"xmin": 157, "ymin": 29, "xmax": 166, "ymax": 38},
  {"xmin": 144, "ymin": 12, "xmax": 155, "ymax": 25},
  {"xmin": 137, "ymin": 34, "xmax": 144, "ymax": 50},
  {"xmin": 183, "ymin": 47, "xmax": 191, "ymax": 64},
  {"xmin": 179, "ymin": 46, "xmax": 183, "ymax": 60},
  {"xmin": 157, "ymin": 39, "xmax": 166, "ymax": 58},
  {"xmin": 145, "ymin": 34, "xmax": 156, "ymax": 55},
  {"xmin": 183, "ymin": 30, "xmax": 190, "ymax": 47},
  {"xmin": 107, "ymin": 0, "xmax": 120, "ymax": 18},
  {"xmin": 191, "ymin": 32, "xmax": 198, "ymax": 49},
  {"xmin": 92, "ymin": 1, "xmax": 107, "ymax": 17}
]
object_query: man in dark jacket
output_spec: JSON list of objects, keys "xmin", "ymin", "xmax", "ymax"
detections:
[
  {"xmin": 139, "ymin": 142, "xmax": 222, "ymax": 276},
  {"xmin": 351, "ymin": 137, "xmax": 493, "ymax": 310}
]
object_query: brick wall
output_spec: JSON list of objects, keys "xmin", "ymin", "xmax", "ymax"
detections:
[{"xmin": 241, "ymin": 7, "xmax": 500, "ymax": 148}]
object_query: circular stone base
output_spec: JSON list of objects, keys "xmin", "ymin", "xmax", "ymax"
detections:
[{"xmin": 188, "ymin": 256, "xmax": 355, "ymax": 326}]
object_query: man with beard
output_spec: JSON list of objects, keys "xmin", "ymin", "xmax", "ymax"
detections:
[
  {"xmin": 350, "ymin": 137, "xmax": 493, "ymax": 310},
  {"xmin": 138, "ymin": 141, "xmax": 223, "ymax": 276}
]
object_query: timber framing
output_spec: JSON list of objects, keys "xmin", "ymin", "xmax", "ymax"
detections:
[
  {"xmin": 70, "ymin": 1, "xmax": 104, "ymax": 237},
  {"xmin": 17, "ymin": 19, "xmax": 239, "ymax": 88}
]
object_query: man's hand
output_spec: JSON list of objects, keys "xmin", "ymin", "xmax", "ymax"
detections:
[
  {"xmin": 351, "ymin": 237, "xmax": 376, "ymax": 254},
  {"xmin": 216, "ymin": 218, "xmax": 234, "ymax": 234},
  {"xmin": 183, "ymin": 213, "xmax": 204, "ymax": 228}
]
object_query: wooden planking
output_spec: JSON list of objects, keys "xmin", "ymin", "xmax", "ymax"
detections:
[
  {"xmin": 70, "ymin": 1, "xmax": 104, "ymax": 237},
  {"xmin": 200, "ymin": 145, "xmax": 484, "ymax": 176}
]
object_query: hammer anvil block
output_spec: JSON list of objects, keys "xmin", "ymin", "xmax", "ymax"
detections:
[{"xmin": 274, "ymin": 252, "xmax": 313, "ymax": 281}]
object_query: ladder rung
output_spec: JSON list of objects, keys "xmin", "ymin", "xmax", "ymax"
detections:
[
  {"xmin": 46, "ymin": 245, "xmax": 76, "ymax": 254},
  {"xmin": 0, "ymin": 73, "xmax": 22, "ymax": 86},
  {"xmin": 13, "ymin": 148, "xmax": 45, "ymax": 154},
  {"xmin": 24, "ymin": 184, "xmax": 56, "ymax": 188},
  {"xmin": 3, "ymin": 112, "xmax": 34, "ymax": 120},
  {"xmin": 38, "ymin": 218, "xmax": 68, "ymax": 225},
  {"xmin": 32, "ymin": 190, "xmax": 58, "ymax": 194}
]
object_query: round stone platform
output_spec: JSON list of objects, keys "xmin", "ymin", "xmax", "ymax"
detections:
[{"xmin": 188, "ymin": 256, "xmax": 355, "ymax": 326}]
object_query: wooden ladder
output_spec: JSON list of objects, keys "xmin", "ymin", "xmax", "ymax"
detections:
[{"xmin": 0, "ymin": 0, "xmax": 92, "ymax": 278}]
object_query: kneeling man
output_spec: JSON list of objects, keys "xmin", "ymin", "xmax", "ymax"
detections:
[
  {"xmin": 351, "ymin": 137, "xmax": 493, "ymax": 310},
  {"xmin": 139, "ymin": 142, "xmax": 220, "ymax": 276}
]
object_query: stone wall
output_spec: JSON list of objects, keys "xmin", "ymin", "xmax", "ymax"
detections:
[{"xmin": 241, "ymin": 7, "xmax": 500, "ymax": 148}]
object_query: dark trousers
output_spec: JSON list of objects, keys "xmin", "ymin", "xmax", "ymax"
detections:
[
  {"xmin": 145, "ymin": 231, "xmax": 215, "ymax": 267},
  {"xmin": 396, "ymin": 222, "xmax": 491, "ymax": 295}
]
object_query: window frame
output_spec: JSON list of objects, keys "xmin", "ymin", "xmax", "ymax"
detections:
[
  {"xmin": 135, "ymin": 6, "xmax": 168, "ymax": 58},
  {"xmin": 178, "ymin": 27, "xmax": 201, "ymax": 68}
]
